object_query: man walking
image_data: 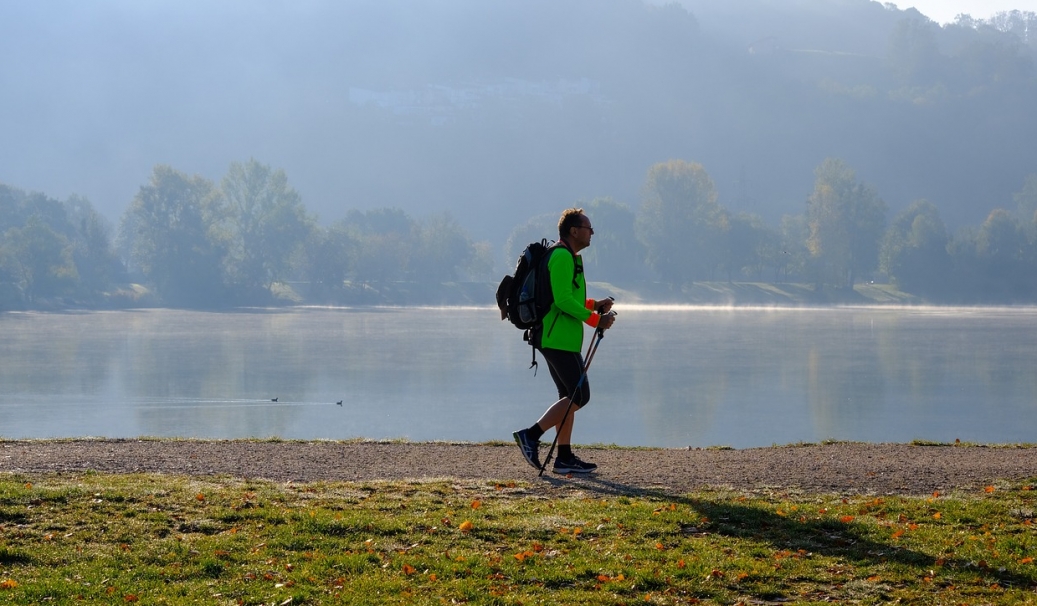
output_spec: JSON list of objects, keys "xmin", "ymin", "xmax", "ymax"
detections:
[{"xmin": 513, "ymin": 208, "xmax": 615, "ymax": 474}]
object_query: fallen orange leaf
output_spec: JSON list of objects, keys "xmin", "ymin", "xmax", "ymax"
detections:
[
  {"xmin": 1021, "ymin": 557, "xmax": 1034, "ymax": 564},
  {"xmin": 840, "ymin": 516, "xmax": 854, "ymax": 523},
  {"xmin": 933, "ymin": 512, "xmax": 942, "ymax": 520},
  {"xmin": 0, "ymin": 580, "xmax": 18, "ymax": 589},
  {"xmin": 459, "ymin": 520, "xmax": 473, "ymax": 533},
  {"xmin": 471, "ymin": 500, "xmax": 482, "ymax": 509},
  {"xmin": 892, "ymin": 529, "xmax": 904, "ymax": 539},
  {"xmin": 196, "ymin": 493, "xmax": 205, "ymax": 501},
  {"xmin": 402, "ymin": 564, "xmax": 416, "ymax": 575},
  {"xmin": 985, "ymin": 486, "xmax": 996, "ymax": 493}
]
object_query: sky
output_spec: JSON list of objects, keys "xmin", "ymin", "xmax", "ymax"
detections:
[{"xmin": 898, "ymin": 0, "xmax": 1037, "ymax": 23}]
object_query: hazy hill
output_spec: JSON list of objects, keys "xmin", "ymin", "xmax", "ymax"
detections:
[{"xmin": 2, "ymin": 0, "xmax": 1035, "ymax": 246}]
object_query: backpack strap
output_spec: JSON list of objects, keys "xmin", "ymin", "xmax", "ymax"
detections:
[
  {"xmin": 523, "ymin": 243, "xmax": 578, "ymax": 377},
  {"xmin": 549, "ymin": 240, "xmax": 580, "ymax": 288},
  {"xmin": 523, "ymin": 327, "xmax": 539, "ymax": 376}
]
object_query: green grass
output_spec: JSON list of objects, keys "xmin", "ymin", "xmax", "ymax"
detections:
[{"xmin": 2, "ymin": 474, "xmax": 1037, "ymax": 604}]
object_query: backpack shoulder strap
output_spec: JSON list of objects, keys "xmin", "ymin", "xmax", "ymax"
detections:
[{"xmin": 549, "ymin": 240, "xmax": 580, "ymax": 287}]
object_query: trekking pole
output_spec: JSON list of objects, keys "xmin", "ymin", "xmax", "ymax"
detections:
[{"xmin": 538, "ymin": 310, "xmax": 613, "ymax": 477}]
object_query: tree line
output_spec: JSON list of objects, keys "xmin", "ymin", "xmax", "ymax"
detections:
[
  {"xmin": 581, "ymin": 158, "xmax": 1037, "ymax": 304},
  {"xmin": 3, "ymin": 157, "xmax": 1037, "ymax": 310}
]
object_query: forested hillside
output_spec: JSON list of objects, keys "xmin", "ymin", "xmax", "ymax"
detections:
[{"xmin": 1, "ymin": 0, "xmax": 1036, "ymax": 308}]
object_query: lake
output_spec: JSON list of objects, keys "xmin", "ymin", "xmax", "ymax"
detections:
[{"xmin": 2, "ymin": 306, "xmax": 1036, "ymax": 448}]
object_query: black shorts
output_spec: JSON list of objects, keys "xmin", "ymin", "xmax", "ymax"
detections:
[{"xmin": 537, "ymin": 347, "xmax": 590, "ymax": 408}]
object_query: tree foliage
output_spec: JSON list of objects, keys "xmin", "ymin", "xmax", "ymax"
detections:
[
  {"xmin": 220, "ymin": 159, "xmax": 314, "ymax": 294},
  {"xmin": 2, "ymin": 215, "xmax": 78, "ymax": 303},
  {"xmin": 9, "ymin": 148, "xmax": 1037, "ymax": 309},
  {"xmin": 580, "ymin": 198, "xmax": 647, "ymax": 285},
  {"xmin": 636, "ymin": 160, "xmax": 724, "ymax": 285},
  {"xmin": 0, "ymin": 183, "xmax": 118, "ymax": 307},
  {"xmin": 806, "ymin": 158, "xmax": 887, "ymax": 288},
  {"xmin": 120, "ymin": 166, "xmax": 225, "ymax": 307},
  {"xmin": 880, "ymin": 199, "xmax": 949, "ymax": 296}
]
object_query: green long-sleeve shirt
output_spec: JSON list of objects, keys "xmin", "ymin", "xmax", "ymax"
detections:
[{"xmin": 540, "ymin": 245, "xmax": 601, "ymax": 352}]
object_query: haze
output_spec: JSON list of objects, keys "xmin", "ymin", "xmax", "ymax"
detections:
[{"xmin": 2, "ymin": 0, "xmax": 1036, "ymax": 247}]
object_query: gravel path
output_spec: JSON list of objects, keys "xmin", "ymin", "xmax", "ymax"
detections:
[{"xmin": 3, "ymin": 440, "xmax": 1037, "ymax": 497}]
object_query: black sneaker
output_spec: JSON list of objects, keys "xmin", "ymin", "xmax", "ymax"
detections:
[
  {"xmin": 552, "ymin": 455, "xmax": 597, "ymax": 474},
  {"xmin": 513, "ymin": 429, "xmax": 542, "ymax": 470}
]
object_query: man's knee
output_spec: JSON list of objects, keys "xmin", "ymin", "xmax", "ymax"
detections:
[{"xmin": 571, "ymin": 386, "xmax": 591, "ymax": 408}]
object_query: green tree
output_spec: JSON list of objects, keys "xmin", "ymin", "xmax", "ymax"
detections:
[
  {"xmin": 302, "ymin": 224, "xmax": 358, "ymax": 299},
  {"xmin": 0, "ymin": 184, "xmax": 20, "ymax": 234},
  {"xmin": 220, "ymin": 159, "xmax": 314, "ymax": 295},
  {"xmin": 504, "ymin": 213, "xmax": 557, "ymax": 273},
  {"xmin": 411, "ymin": 212, "xmax": 476, "ymax": 284},
  {"xmin": 1, "ymin": 215, "xmax": 78, "ymax": 303},
  {"xmin": 635, "ymin": 160, "xmax": 724, "ymax": 285},
  {"xmin": 580, "ymin": 197, "xmax": 647, "ymax": 286},
  {"xmin": 806, "ymin": 158, "xmax": 887, "ymax": 289},
  {"xmin": 974, "ymin": 209, "xmax": 1035, "ymax": 300},
  {"xmin": 65, "ymin": 195, "xmax": 120, "ymax": 300},
  {"xmin": 342, "ymin": 208, "xmax": 415, "ymax": 284},
  {"xmin": 463, "ymin": 240, "xmax": 496, "ymax": 282},
  {"xmin": 1015, "ymin": 173, "xmax": 1037, "ymax": 225},
  {"xmin": 886, "ymin": 17, "xmax": 944, "ymax": 87},
  {"xmin": 719, "ymin": 212, "xmax": 776, "ymax": 282},
  {"xmin": 977, "ymin": 208, "xmax": 1027, "ymax": 261},
  {"xmin": 778, "ymin": 214, "xmax": 810, "ymax": 283},
  {"xmin": 120, "ymin": 165, "xmax": 225, "ymax": 306},
  {"xmin": 0, "ymin": 184, "xmax": 123, "ymax": 306},
  {"xmin": 880, "ymin": 199, "xmax": 950, "ymax": 296}
]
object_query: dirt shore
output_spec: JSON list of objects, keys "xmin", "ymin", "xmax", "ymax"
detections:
[{"xmin": 3, "ymin": 439, "xmax": 1037, "ymax": 497}]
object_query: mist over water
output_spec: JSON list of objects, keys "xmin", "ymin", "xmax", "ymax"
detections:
[{"xmin": 2, "ymin": 307, "xmax": 1036, "ymax": 448}]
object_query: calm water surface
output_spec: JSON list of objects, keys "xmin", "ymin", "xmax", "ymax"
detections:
[{"xmin": 2, "ymin": 306, "xmax": 1036, "ymax": 448}]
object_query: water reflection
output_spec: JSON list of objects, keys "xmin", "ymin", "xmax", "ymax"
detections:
[{"xmin": 2, "ymin": 306, "xmax": 1037, "ymax": 447}]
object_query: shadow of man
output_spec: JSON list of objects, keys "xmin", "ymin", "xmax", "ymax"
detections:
[{"xmin": 548, "ymin": 475, "xmax": 1037, "ymax": 598}]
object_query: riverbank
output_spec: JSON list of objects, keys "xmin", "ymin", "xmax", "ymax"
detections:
[{"xmin": 3, "ymin": 439, "xmax": 1034, "ymax": 497}]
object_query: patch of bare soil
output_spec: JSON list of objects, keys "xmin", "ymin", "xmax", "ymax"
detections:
[{"xmin": 2, "ymin": 440, "xmax": 1036, "ymax": 497}]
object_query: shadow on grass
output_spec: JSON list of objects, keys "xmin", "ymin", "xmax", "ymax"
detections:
[
  {"xmin": 557, "ymin": 475, "xmax": 1037, "ymax": 591},
  {"xmin": 0, "ymin": 545, "xmax": 31, "ymax": 565}
]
